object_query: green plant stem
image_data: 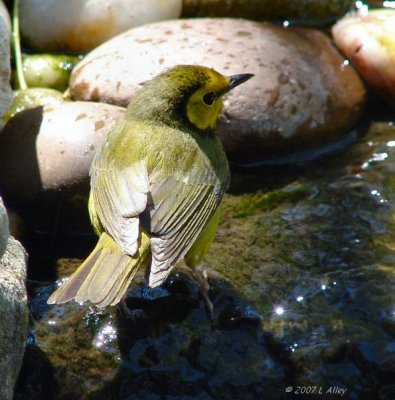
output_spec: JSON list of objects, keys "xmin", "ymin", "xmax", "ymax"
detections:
[{"xmin": 12, "ymin": 0, "xmax": 27, "ymax": 90}]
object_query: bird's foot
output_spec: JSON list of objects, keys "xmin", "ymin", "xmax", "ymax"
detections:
[
  {"xmin": 190, "ymin": 266, "xmax": 214, "ymax": 321},
  {"xmin": 118, "ymin": 297, "xmax": 134, "ymax": 320}
]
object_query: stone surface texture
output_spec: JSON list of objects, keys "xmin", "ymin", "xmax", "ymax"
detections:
[{"xmin": 0, "ymin": 237, "xmax": 28, "ymax": 400}]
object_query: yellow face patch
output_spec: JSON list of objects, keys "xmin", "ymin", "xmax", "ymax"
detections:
[{"xmin": 185, "ymin": 74, "xmax": 229, "ymax": 132}]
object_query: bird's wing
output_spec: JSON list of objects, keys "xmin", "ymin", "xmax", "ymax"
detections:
[
  {"xmin": 90, "ymin": 157, "xmax": 149, "ymax": 256},
  {"xmin": 147, "ymin": 166, "xmax": 226, "ymax": 287}
]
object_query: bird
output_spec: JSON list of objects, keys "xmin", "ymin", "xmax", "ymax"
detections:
[{"xmin": 47, "ymin": 65, "xmax": 253, "ymax": 315}]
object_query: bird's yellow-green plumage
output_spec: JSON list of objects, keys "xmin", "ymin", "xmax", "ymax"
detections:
[{"xmin": 47, "ymin": 65, "xmax": 253, "ymax": 308}]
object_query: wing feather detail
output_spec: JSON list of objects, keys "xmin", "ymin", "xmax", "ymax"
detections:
[
  {"xmin": 90, "ymin": 157, "xmax": 149, "ymax": 256},
  {"xmin": 148, "ymin": 169, "xmax": 225, "ymax": 287}
]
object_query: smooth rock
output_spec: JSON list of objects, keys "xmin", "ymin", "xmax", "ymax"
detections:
[
  {"xmin": 21, "ymin": 53, "xmax": 81, "ymax": 92},
  {"xmin": 0, "ymin": 196, "xmax": 8, "ymax": 258},
  {"xmin": 0, "ymin": 101, "xmax": 125, "ymax": 203},
  {"xmin": 70, "ymin": 18, "xmax": 366, "ymax": 163},
  {"xmin": 19, "ymin": 0, "xmax": 183, "ymax": 52},
  {"xmin": 0, "ymin": 0, "xmax": 11, "ymax": 35},
  {"xmin": 0, "ymin": 14, "xmax": 12, "ymax": 130},
  {"xmin": 0, "ymin": 237, "xmax": 28, "ymax": 400},
  {"xmin": 332, "ymin": 9, "xmax": 395, "ymax": 102},
  {"xmin": 182, "ymin": 0, "xmax": 354, "ymax": 25}
]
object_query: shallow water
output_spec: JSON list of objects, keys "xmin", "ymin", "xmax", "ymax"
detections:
[{"xmin": 16, "ymin": 105, "xmax": 395, "ymax": 399}]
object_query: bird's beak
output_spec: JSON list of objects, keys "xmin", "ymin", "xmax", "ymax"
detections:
[{"xmin": 225, "ymin": 73, "xmax": 254, "ymax": 93}]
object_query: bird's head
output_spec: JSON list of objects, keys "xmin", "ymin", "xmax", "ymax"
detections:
[{"xmin": 126, "ymin": 65, "xmax": 254, "ymax": 134}]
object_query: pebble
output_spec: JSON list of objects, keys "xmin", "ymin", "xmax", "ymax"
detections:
[{"xmin": 70, "ymin": 18, "xmax": 366, "ymax": 163}]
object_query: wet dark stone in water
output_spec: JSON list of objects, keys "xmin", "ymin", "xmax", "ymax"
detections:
[{"xmin": 89, "ymin": 273, "xmax": 288, "ymax": 400}]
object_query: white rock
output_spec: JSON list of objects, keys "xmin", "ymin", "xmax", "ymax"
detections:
[{"xmin": 20, "ymin": 0, "xmax": 183, "ymax": 52}]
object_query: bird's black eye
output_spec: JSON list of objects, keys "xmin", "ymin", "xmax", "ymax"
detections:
[{"xmin": 203, "ymin": 92, "xmax": 215, "ymax": 106}]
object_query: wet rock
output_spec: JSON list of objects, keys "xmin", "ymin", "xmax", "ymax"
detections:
[
  {"xmin": 0, "ymin": 101, "xmax": 125, "ymax": 203},
  {"xmin": 70, "ymin": 18, "xmax": 366, "ymax": 164},
  {"xmin": 3, "ymin": 88, "xmax": 64, "ymax": 122},
  {"xmin": 112, "ymin": 275, "xmax": 281, "ymax": 400},
  {"xmin": 0, "ymin": 14, "xmax": 12, "ymax": 129},
  {"xmin": 332, "ymin": 9, "xmax": 395, "ymax": 102},
  {"xmin": 19, "ymin": 0, "xmax": 183, "ymax": 52},
  {"xmin": 0, "ymin": 196, "xmax": 8, "ymax": 258},
  {"xmin": 29, "ymin": 270, "xmax": 287, "ymax": 399},
  {"xmin": 21, "ymin": 53, "xmax": 81, "ymax": 92},
  {"xmin": 0, "ymin": 237, "xmax": 28, "ymax": 400},
  {"xmin": 182, "ymin": 0, "xmax": 354, "ymax": 25}
]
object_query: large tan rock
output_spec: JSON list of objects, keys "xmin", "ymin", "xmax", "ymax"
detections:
[{"xmin": 70, "ymin": 18, "xmax": 366, "ymax": 163}]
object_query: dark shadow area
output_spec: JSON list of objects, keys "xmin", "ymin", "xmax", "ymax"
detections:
[{"xmin": 14, "ymin": 344, "xmax": 59, "ymax": 400}]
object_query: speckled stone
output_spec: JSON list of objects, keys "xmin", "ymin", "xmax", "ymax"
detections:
[{"xmin": 70, "ymin": 18, "xmax": 366, "ymax": 163}]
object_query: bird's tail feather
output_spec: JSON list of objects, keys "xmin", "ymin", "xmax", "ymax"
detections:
[{"xmin": 47, "ymin": 231, "xmax": 150, "ymax": 308}]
